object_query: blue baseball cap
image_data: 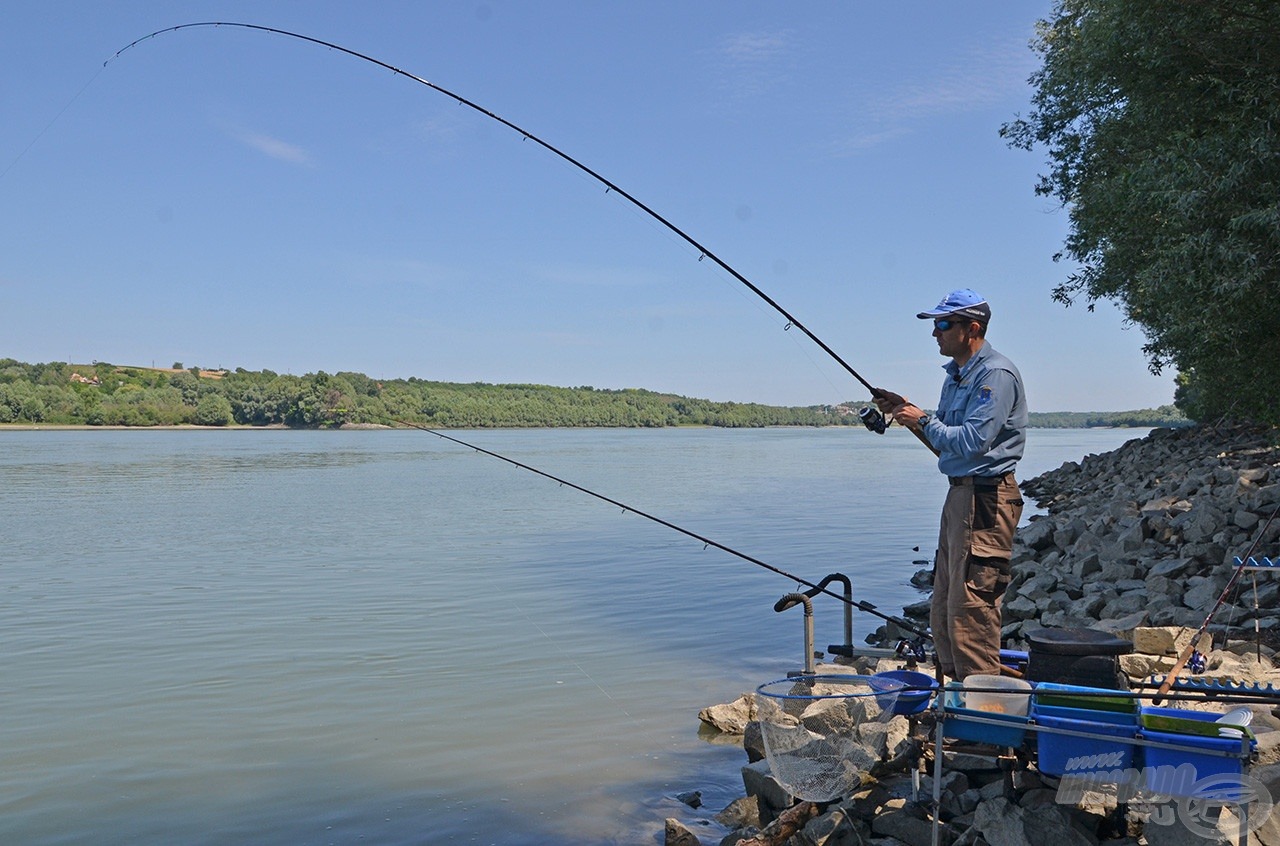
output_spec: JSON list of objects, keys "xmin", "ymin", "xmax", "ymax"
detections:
[{"xmin": 916, "ymin": 288, "xmax": 991, "ymax": 323}]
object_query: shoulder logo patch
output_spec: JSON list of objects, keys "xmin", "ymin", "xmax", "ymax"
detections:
[{"xmin": 978, "ymin": 385, "xmax": 993, "ymax": 404}]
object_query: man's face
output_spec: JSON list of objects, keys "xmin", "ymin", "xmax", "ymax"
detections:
[{"xmin": 932, "ymin": 317, "xmax": 977, "ymax": 358}]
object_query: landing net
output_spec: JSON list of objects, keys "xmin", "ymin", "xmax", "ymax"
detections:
[{"xmin": 754, "ymin": 674, "xmax": 903, "ymax": 802}]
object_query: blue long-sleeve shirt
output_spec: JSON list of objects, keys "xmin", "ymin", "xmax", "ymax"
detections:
[{"xmin": 918, "ymin": 342, "xmax": 1027, "ymax": 478}]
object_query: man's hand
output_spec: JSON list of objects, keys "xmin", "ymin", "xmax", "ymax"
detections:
[
  {"xmin": 872, "ymin": 388, "xmax": 941, "ymax": 456},
  {"xmin": 891, "ymin": 403, "xmax": 927, "ymax": 427},
  {"xmin": 871, "ymin": 387, "xmax": 907, "ymax": 414}
]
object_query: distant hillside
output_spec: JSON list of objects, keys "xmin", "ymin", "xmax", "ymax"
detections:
[
  {"xmin": 0, "ymin": 358, "xmax": 1189, "ymax": 429},
  {"xmin": 0, "ymin": 359, "xmax": 855, "ymax": 428},
  {"xmin": 1026, "ymin": 407, "xmax": 1192, "ymax": 428}
]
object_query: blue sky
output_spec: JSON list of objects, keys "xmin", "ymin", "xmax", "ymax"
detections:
[{"xmin": 1, "ymin": 2, "xmax": 1176, "ymax": 411}]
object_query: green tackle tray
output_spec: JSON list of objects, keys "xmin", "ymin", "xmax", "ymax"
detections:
[
  {"xmin": 1031, "ymin": 682, "xmax": 1137, "ymax": 714},
  {"xmin": 1139, "ymin": 708, "xmax": 1255, "ymax": 741}
]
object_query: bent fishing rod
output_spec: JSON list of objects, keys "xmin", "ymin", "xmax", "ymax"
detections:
[
  {"xmin": 385, "ymin": 415, "xmax": 930, "ymax": 640},
  {"xmin": 107, "ymin": 22, "xmax": 937, "ymax": 456}
]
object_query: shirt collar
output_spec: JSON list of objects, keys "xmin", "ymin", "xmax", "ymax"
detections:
[{"xmin": 942, "ymin": 340, "xmax": 989, "ymax": 382}]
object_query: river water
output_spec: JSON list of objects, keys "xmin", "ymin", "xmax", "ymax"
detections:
[{"xmin": 0, "ymin": 426, "xmax": 1145, "ymax": 844}]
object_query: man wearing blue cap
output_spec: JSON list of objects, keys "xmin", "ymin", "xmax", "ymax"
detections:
[{"xmin": 875, "ymin": 289, "xmax": 1027, "ymax": 680}]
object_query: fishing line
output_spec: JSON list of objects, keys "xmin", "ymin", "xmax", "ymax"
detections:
[
  {"xmin": 512, "ymin": 602, "xmax": 635, "ymax": 720},
  {"xmin": 383, "ymin": 414, "xmax": 929, "ymax": 639},
  {"xmin": 0, "ymin": 65, "xmax": 106, "ymax": 182},
  {"xmin": 590, "ymin": 183, "xmax": 855, "ymax": 409},
  {"xmin": 106, "ymin": 22, "xmax": 935, "ymax": 453}
]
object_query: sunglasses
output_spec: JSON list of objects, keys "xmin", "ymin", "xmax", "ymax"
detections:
[{"xmin": 933, "ymin": 318, "xmax": 974, "ymax": 331}]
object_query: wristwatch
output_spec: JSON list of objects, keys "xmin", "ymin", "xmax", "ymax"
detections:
[{"xmin": 917, "ymin": 414, "xmax": 931, "ymax": 428}]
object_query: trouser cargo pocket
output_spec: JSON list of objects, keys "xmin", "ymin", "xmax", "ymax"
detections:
[
  {"xmin": 969, "ymin": 478, "xmax": 1023, "ymax": 560},
  {"xmin": 965, "ymin": 555, "xmax": 1010, "ymax": 603}
]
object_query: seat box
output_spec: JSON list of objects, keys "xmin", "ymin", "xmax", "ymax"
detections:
[
  {"xmin": 1139, "ymin": 706, "xmax": 1256, "ymax": 799},
  {"xmin": 1035, "ymin": 712, "xmax": 1137, "ymax": 777}
]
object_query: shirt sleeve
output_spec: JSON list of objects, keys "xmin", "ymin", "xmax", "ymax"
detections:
[{"xmin": 922, "ymin": 367, "xmax": 1020, "ymax": 460}]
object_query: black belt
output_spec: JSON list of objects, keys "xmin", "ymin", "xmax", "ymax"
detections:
[{"xmin": 948, "ymin": 472, "xmax": 1013, "ymax": 488}]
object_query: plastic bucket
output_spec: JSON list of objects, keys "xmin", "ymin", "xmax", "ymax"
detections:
[
  {"xmin": 941, "ymin": 683, "xmax": 1028, "ymax": 747},
  {"xmin": 872, "ymin": 670, "xmax": 938, "ymax": 716},
  {"xmin": 962, "ymin": 674, "xmax": 1032, "ymax": 716}
]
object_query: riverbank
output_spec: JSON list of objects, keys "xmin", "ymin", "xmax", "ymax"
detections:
[
  {"xmin": 1006, "ymin": 422, "xmax": 1280, "ymax": 648},
  {"xmin": 687, "ymin": 422, "xmax": 1280, "ymax": 846}
]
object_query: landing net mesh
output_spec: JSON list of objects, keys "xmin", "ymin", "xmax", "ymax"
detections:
[{"xmin": 754, "ymin": 674, "xmax": 902, "ymax": 803}]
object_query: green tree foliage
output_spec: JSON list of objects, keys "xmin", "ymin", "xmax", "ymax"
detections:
[
  {"xmin": 0, "ymin": 359, "xmax": 863, "ymax": 429},
  {"xmin": 1002, "ymin": 0, "xmax": 1280, "ymax": 423},
  {"xmin": 1027, "ymin": 405, "xmax": 1191, "ymax": 428},
  {"xmin": 194, "ymin": 394, "xmax": 234, "ymax": 426},
  {"xmin": 0, "ymin": 358, "xmax": 1191, "ymax": 429}
]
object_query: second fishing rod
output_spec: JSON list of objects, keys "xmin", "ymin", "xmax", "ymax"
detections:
[
  {"xmin": 108, "ymin": 22, "xmax": 936, "ymax": 456},
  {"xmin": 385, "ymin": 415, "xmax": 932, "ymax": 641}
]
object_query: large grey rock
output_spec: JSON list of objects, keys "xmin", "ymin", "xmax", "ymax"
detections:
[
  {"xmin": 1100, "ymin": 560, "xmax": 1141, "ymax": 581},
  {"xmin": 1070, "ymin": 592, "xmax": 1106, "ymax": 618},
  {"xmin": 1021, "ymin": 573, "xmax": 1059, "ymax": 599},
  {"xmin": 1139, "ymin": 805, "xmax": 1233, "ymax": 846},
  {"xmin": 1183, "ymin": 578, "xmax": 1225, "ymax": 610},
  {"xmin": 1019, "ymin": 518, "xmax": 1057, "ymax": 551},
  {"xmin": 1003, "ymin": 594, "xmax": 1039, "ymax": 621},
  {"xmin": 1101, "ymin": 593, "xmax": 1148, "ymax": 619},
  {"xmin": 743, "ymin": 720, "xmax": 765, "ymax": 763},
  {"xmin": 869, "ymin": 799, "xmax": 933, "ymax": 846},
  {"xmin": 665, "ymin": 818, "xmax": 703, "ymax": 846},
  {"xmin": 1140, "ymin": 495, "xmax": 1193, "ymax": 517},
  {"xmin": 1074, "ymin": 552, "xmax": 1102, "ymax": 578},
  {"xmin": 1115, "ymin": 519, "xmax": 1149, "ymax": 552},
  {"xmin": 1233, "ymin": 509, "xmax": 1262, "ymax": 531},
  {"xmin": 791, "ymin": 806, "xmax": 867, "ymax": 846},
  {"xmin": 972, "ymin": 796, "xmax": 1095, "ymax": 846},
  {"xmin": 699, "ymin": 694, "xmax": 757, "ymax": 734},
  {"xmin": 1095, "ymin": 610, "xmax": 1148, "ymax": 635},
  {"xmin": 741, "ymin": 759, "xmax": 793, "ymax": 816},
  {"xmin": 1149, "ymin": 557, "xmax": 1196, "ymax": 579},
  {"xmin": 1173, "ymin": 509, "xmax": 1220, "ymax": 544},
  {"xmin": 1143, "ymin": 575, "xmax": 1182, "ymax": 600},
  {"xmin": 839, "ymin": 784, "xmax": 891, "ymax": 820},
  {"xmin": 714, "ymin": 795, "xmax": 759, "ymax": 830},
  {"xmin": 1041, "ymin": 610, "xmax": 1095, "ymax": 630},
  {"xmin": 1247, "ymin": 762, "xmax": 1280, "ymax": 846},
  {"xmin": 1054, "ymin": 518, "xmax": 1087, "ymax": 550}
]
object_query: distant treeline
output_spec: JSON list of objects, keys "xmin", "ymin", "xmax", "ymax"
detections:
[
  {"xmin": 1026, "ymin": 408, "xmax": 1191, "ymax": 429},
  {"xmin": 0, "ymin": 359, "xmax": 1190, "ymax": 429},
  {"xmin": 0, "ymin": 360, "xmax": 854, "ymax": 428}
]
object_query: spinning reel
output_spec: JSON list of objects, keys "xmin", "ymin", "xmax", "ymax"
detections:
[
  {"xmin": 894, "ymin": 637, "xmax": 929, "ymax": 664},
  {"xmin": 858, "ymin": 405, "xmax": 890, "ymax": 434}
]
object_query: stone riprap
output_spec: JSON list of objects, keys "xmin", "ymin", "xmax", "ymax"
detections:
[
  {"xmin": 676, "ymin": 424, "xmax": 1280, "ymax": 846},
  {"xmin": 1003, "ymin": 424, "xmax": 1280, "ymax": 648}
]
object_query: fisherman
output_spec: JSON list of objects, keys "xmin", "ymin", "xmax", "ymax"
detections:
[{"xmin": 876, "ymin": 289, "xmax": 1027, "ymax": 680}]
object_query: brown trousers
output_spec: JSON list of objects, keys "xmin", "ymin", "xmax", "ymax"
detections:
[{"xmin": 932, "ymin": 473, "xmax": 1023, "ymax": 680}]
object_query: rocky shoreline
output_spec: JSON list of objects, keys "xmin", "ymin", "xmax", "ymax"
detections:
[
  {"xmin": 1005, "ymin": 423, "xmax": 1280, "ymax": 649},
  {"xmin": 677, "ymin": 423, "xmax": 1280, "ymax": 846}
]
